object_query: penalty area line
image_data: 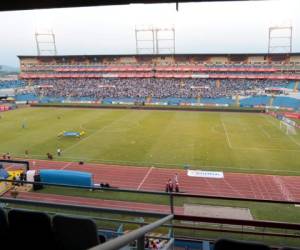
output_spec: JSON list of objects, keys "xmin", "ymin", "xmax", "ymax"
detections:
[{"xmin": 263, "ymin": 115, "xmax": 300, "ymax": 148}]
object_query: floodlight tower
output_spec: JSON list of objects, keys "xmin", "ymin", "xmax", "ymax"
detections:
[
  {"xmin": 135, "ymin": 25, "xmax": 156, "ymax": 54},
  {"xmin": 268, "ymin": 26, "xmax": 293, "ymax": 53},
  {"xmin": 155, "ymin": 27, "xmax": 175, "ymax": 54},
  {"xmin": 135, "ymin": 25, "xmax": 175, "ymax": 54},
  {"xmin": 35, "ymin": 30, "xmax": 57, "ymax": 56}
]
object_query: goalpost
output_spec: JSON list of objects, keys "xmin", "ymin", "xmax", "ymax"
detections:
[{"xmin": 280, "ymin": 121, "xmax": 297, "ymax": 135}]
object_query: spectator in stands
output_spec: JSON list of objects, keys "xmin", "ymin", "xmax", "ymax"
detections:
[
  {"xmin": 150, "ymin": 240, "xmax": 157, "ymax": 250},
  {"xmin": 144, "ymin": 239, "xmax": 150, "ymax": 248},
  {"xmin": 28, "ymin": 78, "xmax": 289, "ymax": 100}
]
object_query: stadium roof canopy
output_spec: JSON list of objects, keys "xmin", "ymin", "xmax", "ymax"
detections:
[
  {"xmin": 18, "ymin": 52, "xmax": 300, "ymax": 59},
  {"xmin": 1, "ymin": 0, "xmax": 262, "ymax": 12}
]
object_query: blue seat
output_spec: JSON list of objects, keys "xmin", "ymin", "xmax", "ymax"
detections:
[
  {"xmin": 53, "ymin": 214, "xmax": 100, "ymax": 250},
  {"xmin": 0, "ymin": 208, "xmax": 9, "ymax": 246},
  {"xmin": 202, "ymin": 240, "xmax": 210, "ymax": 250},
  {"xmin": 214, "ymin": 238, "xmax": 270, "ymax": 250},
  {"xmin": 8, "ymin": 209, "xmax": 56, "ymax": 250}
]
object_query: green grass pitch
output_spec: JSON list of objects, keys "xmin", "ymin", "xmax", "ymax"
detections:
[{"xmin": 1, "ymin": 107, "xmax": 300, "ymax": 175}]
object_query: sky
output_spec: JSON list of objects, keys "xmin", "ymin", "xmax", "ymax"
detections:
[{"xmin": 0, "ymin": 0, "xmax": 300, "ymax": 67}]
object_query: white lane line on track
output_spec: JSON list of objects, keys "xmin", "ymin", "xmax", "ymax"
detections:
[
  {"xmin": 272, "ymin": 176, "xmax": 294, "ymax": 202},
  {"xmin": 60, "ymin": 162, "xmax": 73, "ymax": 170},
  {"xmin": 137, "ymin": 167, "xmax": 154, "ymax": 190}
]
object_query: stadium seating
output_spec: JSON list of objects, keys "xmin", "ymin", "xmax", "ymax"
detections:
[
  {"xmin": 0, "ymin": 208, "xmax": 9, "ymax": 246},
  {"xmin": 214, "ymin": 238, "xmax": 271, "ymax": 250},
  {"xmin": 200, "ymin": 97, "xmax": 234, "ymax": 105},
  {"xmin": 273, "ymin": 97, "xmax": 300, "ymax": 109},
  {"xmin": 240, "ymin": 96, "xmax": 271, "ymax": 107},
  {"xmin": 28, "ymin": 78, "xmax": 290, "ymax": 100},
  {"xmin": 15, "ymin": 93, "xmax": 39, "ymax": 101},
  {"xmin": 0, "ymin": 207, "xmax": 298, "ymax": 250},
  {"xmin": 0, "ymin": 208, "xmax": 102, "ymax": 250},
  {"xmin": 280, "ymin": 248, "xmax": 300, "ymax": 250},
  {"xmin": 53, "ymin": 215, "xmax": 100, "ymax": 250},
  {"xmin": 1, "ymin": 61, "xmax": 298, "ymax": 110},
  {"xmin": 8, "ymin": 209, "xmax": 55, "ymax": 250}
]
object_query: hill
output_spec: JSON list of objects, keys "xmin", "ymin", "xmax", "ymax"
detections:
[{"xmin": 0, "ymin": 65, "xmax": 19, "ymax": 74}]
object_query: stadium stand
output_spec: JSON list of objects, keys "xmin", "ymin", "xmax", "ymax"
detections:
[
  {"xmin": 239, "ymin": 96, "xmax": 271, "ymax": 107},
  {"xmin": 29, "ymin": 78, "xmax": 289, "ymax": 99},
  {"xmin": 0, "ymin": 205, "xmax": 298, "ymax": 250},
  {"xmin": 11, "ymin": 54, "xmax": 299, "ymax": 109},
  {"xmin": 273, "ymin": 97, "xmax": 300, "ymax": 109},
  {"xmin": 1, "ymin": 1, "xmax": 299, "ymax": 249}
]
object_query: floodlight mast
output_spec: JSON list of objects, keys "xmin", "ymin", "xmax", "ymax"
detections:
[
  {"xmin": 268, "ymin": 26, "xmax": 293, "ymax": 54},
  {"xmin": 35, "ymin": 30, "xmax": 57, "ymax": 56},
  {"xmin": 135, "ymin": 26, "xmax": 175, "ymax": 54}
]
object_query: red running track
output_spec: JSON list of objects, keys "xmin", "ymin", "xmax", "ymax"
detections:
[{"xmin": 17, "ymin": 158, "xmax": 300, "ymax": 203}]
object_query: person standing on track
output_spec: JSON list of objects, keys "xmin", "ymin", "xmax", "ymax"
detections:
[
  {"xmin": 173, "ymin": 173, "xmax": 179, "ymax": 183},
  {"xmin": 168, "ymin": 179, "xmax": 173, "ymax": 192},
  {"xmin": 175, "ymin": 181, "xmax": 180, "ymax": 193},
  {"xmin": 57, "ymin": 148, "xmax": 61, "ymax": 157}
]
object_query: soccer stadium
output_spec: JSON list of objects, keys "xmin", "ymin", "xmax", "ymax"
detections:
[{"xmin": 0, "ymin": 0, "xmax": 300, "ymax": 250}]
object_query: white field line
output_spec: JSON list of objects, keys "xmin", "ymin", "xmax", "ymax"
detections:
[
  {"xmin": 259, "ymin": 126, "xmax": 271, "ymax": 139},
  {"xmin": 233, "ymin": 147, "xmax": 300, "ymax": 152},
  {"xmin": 288, "ymin": 134, "xmax": 300, "ymax": 147},
  {"xmin": 63, "ymin": 114, "xmax": 130, "ymax": 153},
  {"xmin": 137, "ymin": 167, "xmax": 154, "ymax": 190},
  {"xmin": 221, "ymin": 119, "xmax": 233, "ymax": 149},
  {"xmin": 63, "ymin": 126, "xmax": 109, "ymax": 153},
  {"xmin": 263, "ymin": 115, "xmax": 300, "ymax": 147}
]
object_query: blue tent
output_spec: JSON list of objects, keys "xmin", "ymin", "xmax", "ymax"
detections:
[{"xmin": 40, "ymin": 169, "xmax": 93, "ymax": 187}]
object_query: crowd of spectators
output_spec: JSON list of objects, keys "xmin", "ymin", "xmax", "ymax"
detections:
[
  {"xmin": 30, "ymin": 78, "xmax": 289, "ymax": 99},
  {"xmin": 0, "ymin": 80, "xmax": 25, "ymax": 89}
]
